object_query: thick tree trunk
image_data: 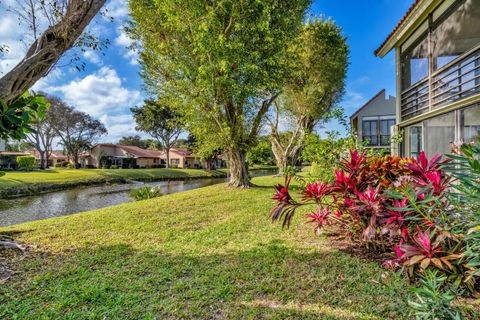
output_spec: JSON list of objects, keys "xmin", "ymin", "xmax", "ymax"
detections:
[
  {"xmin": 227, "ymin": 148, "xmax": 252, "ymax": 188},
  {"xmin": 165, "ymin": 146, "xmax": 170, "ymax": 168},
  {"xmin": 0, "ymin": 0, "xmax": 106, "ymax": 104},
  {"xmin": 39, "ymin": 150, "xmax": 46, "ymax": 170}
]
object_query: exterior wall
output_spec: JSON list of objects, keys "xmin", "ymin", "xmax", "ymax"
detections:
[
  {"xmin": 136, "ymin": 158, "xmax": 160, "ymax": 168},
  {"xmin": 0, "ymin": 140, "xmax": 5, "ymax": 152},
  {"xmin": 350, "ymin": 91, "xmax": 397, "ymax": 151},
  {"xmin": 392, "ymin": 0, "xmax": 480, "ymax": 157}
]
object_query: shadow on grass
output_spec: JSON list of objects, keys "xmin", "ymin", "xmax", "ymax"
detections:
[{"xmin": 0, "ymin": 240, "xmax": 409, "ymax": 319}]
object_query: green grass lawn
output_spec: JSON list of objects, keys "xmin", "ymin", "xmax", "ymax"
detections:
[
  {"xmin": 0, "ymin": 168, "xmax": 225, "ymax": 197},
  {"xmin": 0, "ymin": 175, "xmax": 411, "ymax": 319}
]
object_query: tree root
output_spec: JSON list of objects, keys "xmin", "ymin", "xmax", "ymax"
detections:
[{"xmin": 0, "ymin": 235, "xmax": 25, "ymax": 251}]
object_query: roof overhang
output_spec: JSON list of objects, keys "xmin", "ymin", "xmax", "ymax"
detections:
[{"xmin": 375, "ymin": 0, "xmax": 440, "ymax": 57}]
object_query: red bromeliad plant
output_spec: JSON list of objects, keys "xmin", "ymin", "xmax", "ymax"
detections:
[{"xmin": 270, "ymin": 149, "xmax": 475, "ymax": 288}]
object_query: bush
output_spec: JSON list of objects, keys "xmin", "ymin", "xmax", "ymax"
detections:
[
  {"xmin": 66, "ymin": 163, "xmax": 74, "ymax": 169},
  {"xmin": 408, "ymin": 270, "xmax": 462, "ymax": 320},
  {"xmin": 110, "ymin": 165, "xmax": 119, "ymax": 169},
  {"xmin": 129, "ymin": 186, "xmax": 163, "ymax": 201},
  {"xmin": 17, "ymin": 156, "xmax": 35, "ymax": 171},
  {"xmin": 270, "ymin": 149, "xmax": 478, "ymax": 299}
]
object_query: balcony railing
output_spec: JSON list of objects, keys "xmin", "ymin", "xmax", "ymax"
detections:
[{"xmin": 400, "ymin": 45, "xmax": 480, "ymax": 122}]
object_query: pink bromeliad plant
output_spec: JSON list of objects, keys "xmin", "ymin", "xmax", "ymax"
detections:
[{"xmin": 270, "ymin": 150, "xmax": 475, "ymax": 288}]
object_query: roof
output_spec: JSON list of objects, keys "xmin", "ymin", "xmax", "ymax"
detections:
[
  {"xmin": 94, "ymin": 144, "xmax": 163, "ymax": 158},
  {"xmin": 349, "ymin": 89, "xmax": 388, "ymax": 120},
  {"xmin": 375, "ymin": 0, "xmax": 423, "ymax": 56},
  {"xmin": 116, "ymin": 145, "xmax": 163, "ymax": 158},
  {"xmin": 0, "ymin": 152, "xmax": 30, "ymax": 156},
  {"xmin": 31, "ymin": 150, "xmax": 68, "ymax": 160}
]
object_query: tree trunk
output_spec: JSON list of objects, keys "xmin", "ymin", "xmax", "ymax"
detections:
[
  {"xmin": 39, "ymin": 150, "xmax": 46, "ymax": 170},
  {"xmin": 271, "ymin": 139, "xmax": 288, "ymax": 174},
  {"xmin": 0, "ymin": 0, "xmax": 106, "ymax": 103},
  {"xmin": 165, "ymin": 146, "xmax": 170, "ymax": 168},
  {"xmin": 227, "ymin": 148, "xmax": 252, "ymax": 188}
]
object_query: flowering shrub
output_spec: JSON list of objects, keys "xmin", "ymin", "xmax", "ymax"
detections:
[{"xmin": 270, "ymin": 149, "xmax": 479, "ymax": 294}]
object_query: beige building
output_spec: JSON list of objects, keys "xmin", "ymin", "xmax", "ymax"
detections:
[
  {"xmin": 81, "ymin": 144, "xmax": 163, "ymax": 168},
  {"xmin": 80, "ymin": 144, "xmax": 227, "ymax": 169},
  {"xmin": 375, "ymin": 0, "xmax": 480, "ymax": 158},
  {"xmin": 31, "ymin": 150, "xmax": 69, "ymax": 167}
]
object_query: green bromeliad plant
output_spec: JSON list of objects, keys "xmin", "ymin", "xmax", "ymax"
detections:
[{"xmin": 129, "ymin": 185, "xmax": 163, "ymax": 201}]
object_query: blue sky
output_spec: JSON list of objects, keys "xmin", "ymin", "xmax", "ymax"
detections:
[{"xmin": 0, "ymin": 0, "xmax": 413, "ymax": 142}]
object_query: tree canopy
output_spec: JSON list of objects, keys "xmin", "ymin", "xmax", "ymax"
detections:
[
  {"xmin": 131, "ymin": 99, "xmax": 183, "ymax": 168},
  {"xmin": 128, "ymin": 0, "xmax": 311, "ymax": 187},
  {"xmin": 269, "ymin": 18, "xmax": 349, "ymax": 172}
]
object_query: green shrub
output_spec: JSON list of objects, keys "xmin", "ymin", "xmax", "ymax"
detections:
[
  {"xmin": 17, "ymin": 156, "xmax": 35, "ymax": 171},
  {"xmin": 129, "ymin": 186, "xmax": 163, "ymax": 201},
  {"xmin": 110, "ymin": 165, "xmax": 119, "ymax": 169},
  {"xmin": 408, "ymin": 270, "xmax": 462, "ymax": 320},
  {"xmin": 0, "ymin": 171, "xmax": 5, "ymax": 177},
  {"xmin": 66, "ymin": 163, "xmax": 74, "ymax": 169}
]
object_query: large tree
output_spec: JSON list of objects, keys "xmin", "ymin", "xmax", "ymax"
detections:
[
  {"xmin": 131, "ymin": 100, "xmax": 183, "ymax": 168},
  {"xmin": 128, "ymin": 0, "xmax": 310, "ymax": 187},
  {"xmin": 0, "ymin": 0, "xmax": 106, "ymax": 104},
  {"xmin": 49, "ymin": 100, "xmax": 107, "ymax": 167},
  {"xmin": 269, "ymin": 18, "xmax": 348, "ymax": 173}
]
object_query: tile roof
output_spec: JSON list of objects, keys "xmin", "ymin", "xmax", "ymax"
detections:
[{"xmin": 375, "ymin": 0, "xmax": 422, "ymax": 56}]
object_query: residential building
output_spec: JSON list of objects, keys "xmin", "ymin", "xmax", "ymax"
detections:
[
  {"xmin": 80, "ymin": 144, "xmax": 163, "ymax": 168},
  {"xmin": 31, "ymin": 150, "xmax": 69, "ymax": 167},
  {"xmin": 375, "ymin": 0, "xmax": 480, "ymax": 158},
  {"xmin": 0, "ymin": 140, "xmax": 5, "ymax": 152},
  {"xmin": 0, "ymin": 151, "xmax": 31, "ymax": 169},
  {"xmin": 80, "ymin": 144, "xmax": 227, "ymax": 169},
  {"xmin": 350, "ymin": 89, "xmax": 397, "ymax": 152}
]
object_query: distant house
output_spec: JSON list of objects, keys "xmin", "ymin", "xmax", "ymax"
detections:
[
  {"xmin": 80, "ymin": 144, "xmax": 227, "ymax": 169},
  {"xmin": 80, "ymin": 144, "xmax": 163, "ymax": 168},
  {"xmin": 0, "ymin": 140, "xmax": 5, "ymax": 152},
  {"xmin": 0, "ymin": 151, "xmax": 31, "ymax": 169},
  {"xmin": 163, "ymin": 148, "xmax": 227, "ymax": 169},
  {"xmin": 350, "ymin": 89, "xmax": 397, "ymax": 152},
  {"xmin": 375, "ymin": 0, "xmax": 480, "ymax": 158},
  {"xmin": 31, "ymin": 150, "xmax": 69, "ymax": 167}
]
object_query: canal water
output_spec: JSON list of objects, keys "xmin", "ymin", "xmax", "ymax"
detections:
[{"xmin": 0, "ymin": 169, "xmax": 276, "ymax": 226}]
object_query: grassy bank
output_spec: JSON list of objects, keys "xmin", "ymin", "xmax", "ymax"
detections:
[
  {"xmin": 0, "ymin": 168, "xmax": 226, "ymax": 198},
  {"xmin": 0, "ymin": 175, "xmax": 411, "ymax": 319}
]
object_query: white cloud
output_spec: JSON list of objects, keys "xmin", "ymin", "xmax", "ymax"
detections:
[
  {"xmin": 114, "ymin": 27, "xmax": 139, "ymax": 65},
  {"xmin": 48, "ymin": 65, "xmax": 142, "ymax": 116},
  {"xmin": 83, "ymin": 50, "xmax": 103, "ymax": 66},
  {"xmin": 0, "ymin": 15, "xmax": 26, "ymax": 75},
  {"xmin": 99, "ymin": 113, "xmax": 141, "ymax": 142},
  {"xmin": 105, "ymin": 0, "xmax": 129, "ymax": 20}
]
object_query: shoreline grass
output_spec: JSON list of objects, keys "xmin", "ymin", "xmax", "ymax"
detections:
[
  {"xmin": 0, "ymin": 175, "xmax": 411, "ymax": 319},
  {"xmin": 0, "ymin": 168, "xmax": 226, "ymax": 198}
]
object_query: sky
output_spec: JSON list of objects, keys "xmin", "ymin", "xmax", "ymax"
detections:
[{"xmin": 0, "ymin": 0, "xmax": 413, "ymax": 143}]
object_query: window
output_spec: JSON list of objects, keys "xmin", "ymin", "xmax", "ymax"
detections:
[
  {"xmin": 401, "ymin": 32, "xmax": 429, "ymax": 90},
  {"xmin": 362, "ymin": 120, "xmax": 378, "ymax": 146},
  {"xmin": 362, "ymin": 118, "xmax": 396, "ymax": 146},
  {"xmin": 170, "ymin": 159, "xmax": 180, "ymax": 165},
  {"xmin": 380, "ymin": 119, "xmax": 396, "ymax": 145},
  {"xmin": 409, "ymin": 126, "xmax": 423, "ymax": 159},
  {"xmin": 424, "ymin": 111, "xmax": 455, "ymax": 158},
  {"xmin": 432, "ymin": 0, "xmax": 480, "ymax": 70},
  {"xmin": 461, "ymin": 104, "xmax": 480, "ymax": 144}
]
